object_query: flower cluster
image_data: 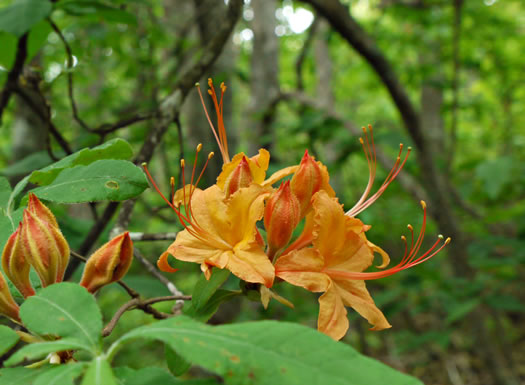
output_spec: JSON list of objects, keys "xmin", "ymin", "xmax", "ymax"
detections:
[
  {"xmin": 144, "ymin": 79, "xmax": 450, "ymax": 340},
  {"xmin": 0, "ymin": 194, "xmax": 134, "ymax": 322}
]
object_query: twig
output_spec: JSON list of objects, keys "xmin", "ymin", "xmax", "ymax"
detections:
[
  {"xmin": 128, "ymin": 232, "xmax": 178, "ymax": 241},
  {"xmin": 0, "ymin": 33, "xmax": 28, "ymax": 124},
  {"xmin": 295, "ymin": 17, "xmax": 319, "ymax": 91},
  {"xmin": 102, "ymin": 294, "xmax": 191, "ymax": 337},
  {"xmin": 111, "ymin": 0, "xmax": 243, "ymax": 244},
  {"xmin": 48, "ymin": 18, "xmax": 155, "ymax": 137},
  {"xmin": 133, "ymin": 248, "xmax": 184, "ymax": 301}
]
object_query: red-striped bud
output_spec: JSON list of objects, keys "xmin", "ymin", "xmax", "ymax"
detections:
[
  {"xmin": 291, "ymin": 150, "xmax": 323, "ymax": 216},
  {"xmin": 1, "ymin": 223, "xmax": 35, "ymax": 298},
  {"xmin": 224, "ymin": 156, "xmax": 253, "ymax": 197},
  {"xmin": 0, "ymin": 271, "xmax": 20, "ymax": 322},
  {"xmin": 290, "ymin": 149, "xmax": 334, "ymax": 218},
  {"xmin": 21, "ymin": 208, "xmax": 70, "ymax": 287},
  {"xmin": 264, "ymin": 181, "xmax": 301, "ymax": 257},
  {"xmin": 80, "ymin": 232, "xmax": 133, "ymax": 293},
  {"xmin": 27, "ymin": 193, "xmax": 59, "ymax": 228}
]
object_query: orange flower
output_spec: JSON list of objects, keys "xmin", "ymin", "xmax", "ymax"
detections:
[
  {"xmin": 276, "ymin": 191, "xmax": 449, "ymax": 340},
  {"xmin": 157, "ymin": 183, "xmax": 274, "ymax": 287}
]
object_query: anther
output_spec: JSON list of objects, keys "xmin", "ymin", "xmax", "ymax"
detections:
[
  {"xmin": 170, "ymin": 177, "xmax": 175, "ymax": 186},
  {"xmin": 407, "ymin": 224, "xmax": 413, "ymax": 231},
  {"xmin": 141, "ymin": 162, "xmax": 147, "ymax": 168},
  {"xmin": 445, "ymin": 237, "xmax": 451, "ymax": 245},
  {"xmin": 208, "ymin": 152, "xmax": 214, "ymax": 159},
  {"xmin": 420, "ymin": 201, "xmax": 426, "ymax": 209},
  {"xmin": 196, "ymin": 143, "xmax": 202, "ymax": 152},
  {"xmin": 180, "ymin": 159, "xmax": 185, "ymax": 168},
  {"xmin": 195, "ymin": 82, "xmax": 200, "ymax": 87},
  {"xmin": 438, "ymin": 234, "xmax": 444, "ymax": 239}
]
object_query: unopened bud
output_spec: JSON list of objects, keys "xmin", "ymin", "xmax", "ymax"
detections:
[
  {"xmin": 80, "ymin": 232, "xmax": 133, "ymax": 293},
  {"xmin": 224, "ymin": 156, "xmax": 253, "ymax": 197},
  {"xmin": 0, "ymin": 271, "xmax": 20, "ymax": 322},
  {"xmin": 290, "ymin": 150, "xmax": 329, "ymax": 217},
  {"xmin": 21, "ymin": 208, "xmax": 70, "ymax": 287},
  {"xmin": 27, "ymin": 193, "xmax": 59, "ymax": 228},
  {"xmin": 264, "ymin": 181, "xmax": 301, "ymax": 257},
  {"xmin": 1, "ymin": 223, "xmax": 35, "ymax": 298}
]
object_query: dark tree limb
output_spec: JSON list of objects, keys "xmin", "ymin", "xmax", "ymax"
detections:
[{"xmin": 0, "ymin": 34, "xmax": 28, "ymax": 124}]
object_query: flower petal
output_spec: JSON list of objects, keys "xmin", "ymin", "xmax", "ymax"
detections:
[
  {"xmin": 334, "ymin": 279, "xmax": 391, "ymax": 331},
  {"xmin": 275, "ymin": 248, "xmax": 330, "ymax": 292},
  {"xmin": 317, "ymin": 282, "xmax": 349, "ymax": 340},
  {"xmin": 227, "ymin": 243, "xmax": 275, "ymax": 287}
]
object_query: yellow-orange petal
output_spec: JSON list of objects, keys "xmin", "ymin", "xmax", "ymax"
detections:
[
  {"xmin": 157, "ymin": 251, "xmax": 178, "ymax": 273},
  {"xmin": 317, "ymin": 283, "xmax": 349, "ymax": 340},
  {"xmin": 275, "ymin": 248, "xmax": 331, "ymax": 292},
  {"xmin": 334, "ymin": 279, "xmax": 391, "ymax": 331}
]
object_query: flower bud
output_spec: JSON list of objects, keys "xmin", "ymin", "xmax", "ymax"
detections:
[
  {"xmin": 27, "ymin": 193, "xmax": 59, "ymax": 228},
  {"xmin": 21, "ymin": 209, "xmax": 70, "ymax": 287},
  {"xmin": 1, "ymin": 223, "xmax": 35, "ymax": 298},
  {"xmin": 290, "ymin": 150, "xmax": 333, "ymax": 218},
  {"xmin": 80, "ymin": 232, "xmax": 133, "ymax": 293},
  {"xmin": 224, "ymin": 156, "xmax": 253, "ymax": 197},
  {"xmin": 0, "ymin": 271, "xmax": 20, "ymax": 322},
  {"xmin": 264, "ymin": 181, "xmax": 301, "ymax": 257}
]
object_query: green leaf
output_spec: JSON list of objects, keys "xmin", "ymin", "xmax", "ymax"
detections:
[
  {"xmin": 475, "ymin": 157, "xmax": 513, "ymax": 199},
  {"xmin": 0, "ymin": 367, "xmax": 42, "ymax": 385},
  {"xmin": 446, "ymin": 298, "xmax": 481, "ymax": 325},
  {"xmin": 81, "ymin": 357, "xmax": 117, "ymax": 385},
  {"xmin": 34, "ymin": 363, "xmax": 86, "ymax": 385},
  {"xmin": 109, "ymin": 316, "xmax": 423, "ymax": 385},
  {"xmin": 30, "ymin": 159, "xmax": 148, "ymax": 203},
  {"xmin": 0, "ymin": 207, "xmax": 23, "ymax": 253},
  {"xmin": 0, "ymin": 176, "xmax": 11, "ymax": 211},
  {"xmin": 19, "ymin": 283, "xmax": 102, "ymax": 353},
  {"xmin": 5, "ymin": 339, "xmax": 88, "ymax": 366},
  {"xmin": 184, "ymin": 290, "xmax": 241, "ymax": 322},
  {"xmin": 0, "ymin": 325, "xmax": 19, "ymax": 355},
  {"xmin": 0, "ymin": 151, "xmax": 56, "ymax": 178},
  {"xmin": 114, "ymin": 366, "xmax": 220, "ymax": 385},
  {"xmin": 0, "ymin": 0, "xmax": 52, "ymax": 37},
  {"xmin": 165, "ymin": 345, "xmax": 191, "ymax": 377},
  {"xmin": 7, "ymin": 175, "xmax": 29, "ymax": 214},
  {"xmin": 30, "ymin": 138, "xmax": 133, "ymax": 186},
  {"xmin": 0, "ymin": 31, "xmax": 16, "ymax": 68},
  {"xmin": 56, "ymin": 1, "xmax": 137, "ymax": 25},
  {"xmin": 192, "ymin": 268, "xmax": 230, "ymax": 310}
]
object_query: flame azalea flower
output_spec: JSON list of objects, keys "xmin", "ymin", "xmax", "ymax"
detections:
[
  {"xmin": 275, "ymin": 191, "xmax": 450, "ymax": 340},
  {"xmin": 143, "ymin": 157, "xmax": 275, "ymax": 287},
  {"xmin": 142, "ymin": 78, "xmax": 450, "ymax": 338}
]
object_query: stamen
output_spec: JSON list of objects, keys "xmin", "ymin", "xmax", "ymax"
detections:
[
  {"xmin": 196, "ymin": 83, "xmax": 229, "ymax": 163},
  {"xmin": 346, "ymin": 129, "xmax": 411, "ymax": 217},
  {"xmin": 314, "ymin": 201, "xmax": 449, "ymax": 280}
]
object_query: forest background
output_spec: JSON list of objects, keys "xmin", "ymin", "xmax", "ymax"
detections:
[{"xmin": 0, "ymin": 0, "xmax": 524, "ymax": 384}]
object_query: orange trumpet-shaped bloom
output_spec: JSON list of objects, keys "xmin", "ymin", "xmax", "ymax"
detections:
[
  {"xmin": 276, "ymin": 191, "xmax": 391, "ymax": 340},
  {"xmin": 159, "ymin": 184, "xmax": 275, "ymax": 287},
  {"xmin": 217, "ymin": 150, "xmax": 269, "ymax": 196},
  {"xmin": 276, "ymin": 191, "xmax": 449, "ymax": 340}
]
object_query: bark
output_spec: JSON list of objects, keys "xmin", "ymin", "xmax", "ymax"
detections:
[{"xmin": 248, "ymin": 0, "xmax": 280, "ymax": 154}]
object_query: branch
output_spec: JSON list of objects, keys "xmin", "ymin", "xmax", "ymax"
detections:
[
  {"xmin": 279, "ymin": 90, "xmax": 428, "ymax": 203},
  {"xmin": 111, "ymin": 0, "xmax": 243, "ymax": 234},
  {"xmin": 0, "ymin": 34, "xmax": 28, "ymax": 124},
  {"xmin": 102, "ymin": 294, "xmax": 191, "ymax": 337},
  {"xmin": 129, "ymin": 232, "xmax": 178, "ymax": 241},
  {"xmin": 48, "ymin": 18, "xmax": 155, "ymax": 137}
]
